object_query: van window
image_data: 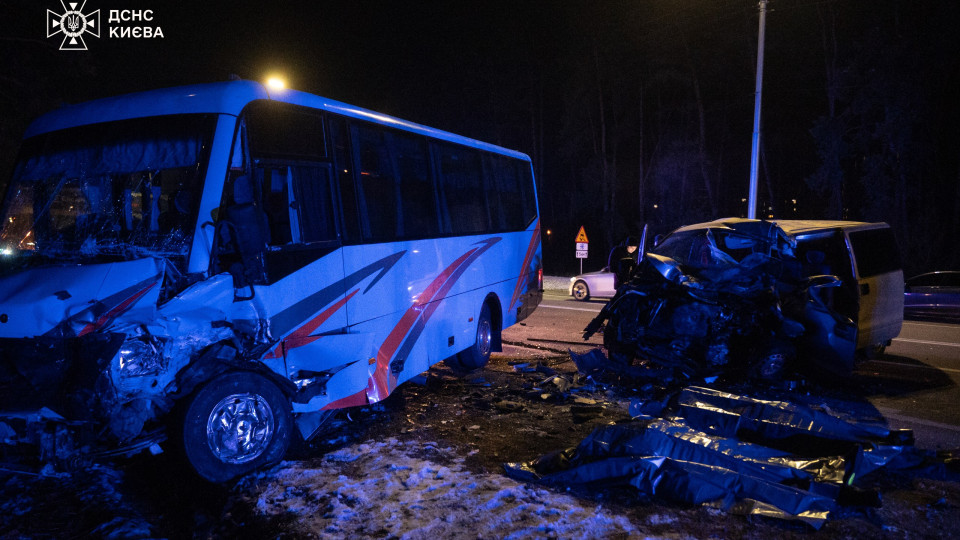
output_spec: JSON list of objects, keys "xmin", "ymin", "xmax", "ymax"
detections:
[{"xmin": 848, "ymin": 228, "xmax": 901, "ymax": 278}]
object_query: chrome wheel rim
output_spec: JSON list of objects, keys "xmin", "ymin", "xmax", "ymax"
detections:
[
  {"xmin": 759, "ymin": 353, "xmax": 787, "ymax": 379},
  {"xmin": 477, "ymin": 317, "xmax": 492, "ymax": 357},
  {"xmin": 573, "ymin": 282, "xmax": 588, "ymax": 300},
  {"xmin": 206, "ymin": 392, "xmax": 274, "ymax": 464}
]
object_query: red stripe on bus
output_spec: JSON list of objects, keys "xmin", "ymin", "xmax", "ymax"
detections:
[
  {"xmin": 369, "ymin": 247, "xmax": 479, "ymax": 399},
  {"xmin": 264, "ymin": 289, "xmax": 359, "ymax": 360},
  {"xmin": 78, "ymin": 282, "xmax": 157, "ymax": 337},
  {"xmin": 321, "ymin": 387, "xmax": 368, "ymax": 410}
]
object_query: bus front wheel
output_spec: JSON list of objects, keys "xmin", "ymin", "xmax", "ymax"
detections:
[{"xmin": 182, "ymin": 372, "xmax": 293, "ymax": 483}]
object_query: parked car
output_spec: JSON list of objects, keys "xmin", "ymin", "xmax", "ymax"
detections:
[
  {"xmin": 569, "ymin": 268, "xmax": 616, "ymax": 301},
  {"xmin": 904, "ymin": 271, "xmax": 960, "ymax": 322}
]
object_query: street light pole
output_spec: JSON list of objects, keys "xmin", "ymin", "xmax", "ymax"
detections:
[{"xmin": 747, "ymin": 0, "xmax": 768, "ymax": 219}]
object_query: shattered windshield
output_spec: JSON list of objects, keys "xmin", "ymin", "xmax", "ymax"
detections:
[{"xmin": 0, "ymin": 114, "xmax": 216, "ymax": 264}]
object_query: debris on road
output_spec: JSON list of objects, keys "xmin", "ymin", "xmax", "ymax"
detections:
[{"xmin": 504, "ymin": 381, "xmax": 930, "ymax": 529}]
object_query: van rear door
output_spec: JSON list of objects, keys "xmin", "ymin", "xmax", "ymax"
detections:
[{"xmin": 846, "ymin": 226, "xmax": 904, "ymax": 349}]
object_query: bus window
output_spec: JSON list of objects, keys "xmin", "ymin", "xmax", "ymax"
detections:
[
  {"xmin": 484, "ymin": 154, "xmax": 526, "ymax": 232},
  {"xmin": 517, "ymin": 162, "xmax": 538, "ymax": 229},
  {"xmin": 353, "ymin": 125, "xmax": 398, "ymax": 241},
  {"xmin": 438, "ymin": 144, "xmax": 485, "ymax": 235},
  {"xmin": 295, "ymin": 164, "xmax": 337, "ymax": 243},
  {"xmin": 329, "ymin": 116, "xmax": 360, "ymax": 244},
  {"xmin": 392, "ymin": 132, "xmax": 439, "ymax": 238}
]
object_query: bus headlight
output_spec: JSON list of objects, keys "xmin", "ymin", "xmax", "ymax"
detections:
[{"xmin": 118, "ymin": 338, "xmax": 164, "ymax": 377}]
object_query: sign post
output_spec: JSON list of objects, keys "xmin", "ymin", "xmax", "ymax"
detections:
[{"xmin": 575, "ymin": 226, "xmax": 589, "ymax": 274}]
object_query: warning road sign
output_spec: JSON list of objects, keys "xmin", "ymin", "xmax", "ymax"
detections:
[{"xmin": 575, "ymin": 226, "xmax": 588, "ymax": 243}]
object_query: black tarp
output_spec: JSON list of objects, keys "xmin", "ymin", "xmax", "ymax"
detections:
[{"xmin": 504, "ymin": 385, "xmax": 914, "ymax": 529}]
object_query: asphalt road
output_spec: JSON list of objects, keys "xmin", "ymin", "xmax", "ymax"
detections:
[{"xmin": 504, "ymin": 289, "xmax": 960, "ymax": 450}]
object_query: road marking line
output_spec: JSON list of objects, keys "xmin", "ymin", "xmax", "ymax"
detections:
[
  {"xmin": 867, "ymin": 359, "xmax": 960, "ymax": 375},
  {"xmin": 892, "ymin": 337, "xmax": 960, "ymax": 348},
  {"xmin": 874, "ymin": 407, "xmax": 960, "ymax": 433},
  {"xmin": 539, "ymin": 303, "xmax": 603, "ymax": 313},
  {"xmin": 903, "ymin": 321, "xmax": 960, "ymax": 330}
]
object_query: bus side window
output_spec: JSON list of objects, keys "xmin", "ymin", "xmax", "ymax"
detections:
[
  {"xmin": 352, "ymin": 125, "xmax": 398, "ymax": 242},
  {"xmin": 437, "ymin": 144, "xmax": 486, "ymax": 235},
  {"xmin": 329, "ymin": 116, "xmax": 360, "ymax": 244},
  {"xmin": 391, "ymin": 132, "xmax": 439, "ymax": 238},
  {"xmin": 483, "ymin": 154, "xmax": 524, "ymax": 232},
  {"xmin": 295, "ymin": 164, "xmax": 337, "ymax": 243},
  {"xmin": 517, "ymin": 162, "xmax": 538, "ymax": 229},
  {"xmin": 261, "ymin": 166, "xmax": 293, "ymax": 245}
]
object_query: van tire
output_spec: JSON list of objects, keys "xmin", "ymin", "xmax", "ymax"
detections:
[
  {"xmin": 752, "ymin": 341, "xmax": 795, "ymax": 380},
  {"xmin": 446, "ymin": 303, "xmax": 494, "ymax": 372},
  {"xmin": 182, "ymin": 372, "xmax": 292, "ymax": 483}
]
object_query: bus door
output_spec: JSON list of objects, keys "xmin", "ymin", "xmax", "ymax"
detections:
[{"xmin": 225, "ymin": 103, "xmax": 355, "ymax": 380}]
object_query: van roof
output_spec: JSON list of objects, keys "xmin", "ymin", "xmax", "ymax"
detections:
[
  {"xmin": 670, "ymin": 218, "xmax": 887, "ymax": 237},
  {"xmin": 23, "ymin": 80, "xmax": 531, "ymax": 161}
]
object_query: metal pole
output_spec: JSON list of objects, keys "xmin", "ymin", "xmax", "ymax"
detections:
[{"xmin": 747, "ymin": 0, "xmax": 768, "ymax": 219}]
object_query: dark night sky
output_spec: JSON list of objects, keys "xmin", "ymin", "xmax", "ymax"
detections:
[{"xmin": 2, "ymin": 0, "xmax": 959, "ymax": 274}]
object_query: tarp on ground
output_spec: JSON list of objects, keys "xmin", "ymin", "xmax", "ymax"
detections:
[{"xmin": 505, "ymin": 385, "xmax": 913, "ymax": 529}]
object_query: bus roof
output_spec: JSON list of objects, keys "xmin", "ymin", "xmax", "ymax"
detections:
[{"xmin": 23, "ymin": 80, "xmax": 532, "ymax": 161}]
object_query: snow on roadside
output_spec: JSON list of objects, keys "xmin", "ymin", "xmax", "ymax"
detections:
[
  {"xmin": 542, "ymin": 275, "xmax": 571, "ymax": 292},
  {"xmin": 239, "ymin": 437, "xmax": 651, "ymax": 539}
]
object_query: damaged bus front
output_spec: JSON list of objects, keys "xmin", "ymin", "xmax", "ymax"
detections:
[{"xmin": 0, "ymin": 81, "xmax": 542, "ymax": 481}]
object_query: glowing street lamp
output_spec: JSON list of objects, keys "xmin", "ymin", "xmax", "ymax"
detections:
[{"xmin": 265, "ymin": 76, "xmax": 286, "ymax": 91}]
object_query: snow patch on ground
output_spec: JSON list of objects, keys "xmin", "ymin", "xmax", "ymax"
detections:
[{"xmin": 241, "ymin": 438, "xmax": 649, "ymax": 538}]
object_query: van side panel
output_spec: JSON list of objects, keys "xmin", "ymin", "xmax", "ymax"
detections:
[{"xmin": 847, "ymin": 227, "xmax": 904, "ymax": 348}]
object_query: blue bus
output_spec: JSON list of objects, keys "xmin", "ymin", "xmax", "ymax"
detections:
[{"xmin": 0, "ymin": 80, "xmax": 542, "ymax": 481}]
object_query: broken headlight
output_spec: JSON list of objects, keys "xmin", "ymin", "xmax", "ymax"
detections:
[{"xmin": 117, "ymin": 338, "xmax": 165, "ymax": 377}]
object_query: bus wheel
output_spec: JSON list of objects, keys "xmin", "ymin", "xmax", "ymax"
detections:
[
  {"xmin": 447, "ymin": 303, "xmax": 494, "ymax": 372},
  {"xmin": 182, "ymin": 372, "xmax": 292, "ymax": 483}
]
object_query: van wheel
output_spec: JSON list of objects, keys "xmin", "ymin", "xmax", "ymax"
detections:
[
  {"xmin": 572, "ymin": 281, "xmax": 591, "ymax": 301},
  {"xmin": 182, "ymin": 372, "xmax": 292, "ymax": 483},
  {"xmin": 860, "ymin": 344, "xmax": 886, "ymax": 360},
  {"xmin": 446, "ymin": 303, "xmax": 494, "ymax": 372},
  {"xmin": 752, "ymin": 341, "xmax": 794, "ymax": 380}
]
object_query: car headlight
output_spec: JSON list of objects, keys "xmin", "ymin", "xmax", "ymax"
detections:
[{"xmin": 118, "ymin": 338, "xmax": 165, "ymax": 377}]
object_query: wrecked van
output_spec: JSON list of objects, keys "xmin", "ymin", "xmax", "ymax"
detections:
[
  {"xmin": 0, "ymin": 81, "xmax": 542, "ymax": 481},
  {"xmin": 585, "ymin": 218, "xmax": 902, "ymax": 380}
]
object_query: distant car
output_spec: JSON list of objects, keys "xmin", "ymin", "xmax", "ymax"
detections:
[
  {"xmin": 569, "ymin": 267, "xmax": 616, "ymax": 301},
  {"xmin": 904, "ymin": 271, "xmax": 960, "ymax": 322}
]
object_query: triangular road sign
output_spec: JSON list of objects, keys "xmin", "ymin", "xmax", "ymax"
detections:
[{"xmin": 575, "ymin": 226, "xmax": 588, "ymax": 243}]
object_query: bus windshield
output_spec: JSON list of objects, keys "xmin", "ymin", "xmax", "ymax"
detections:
[{"xmin": 0, "ymin": 114, "xmax": 216, "ymax": 265}]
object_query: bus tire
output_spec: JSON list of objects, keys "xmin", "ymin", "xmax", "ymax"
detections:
[
  {"xmin": 447, "ymin": 303, "xmax": 494, "ymax": 372},
  {"xmin": 182, "ymin": 371, "xmax": 292, "ymax": 483}
]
